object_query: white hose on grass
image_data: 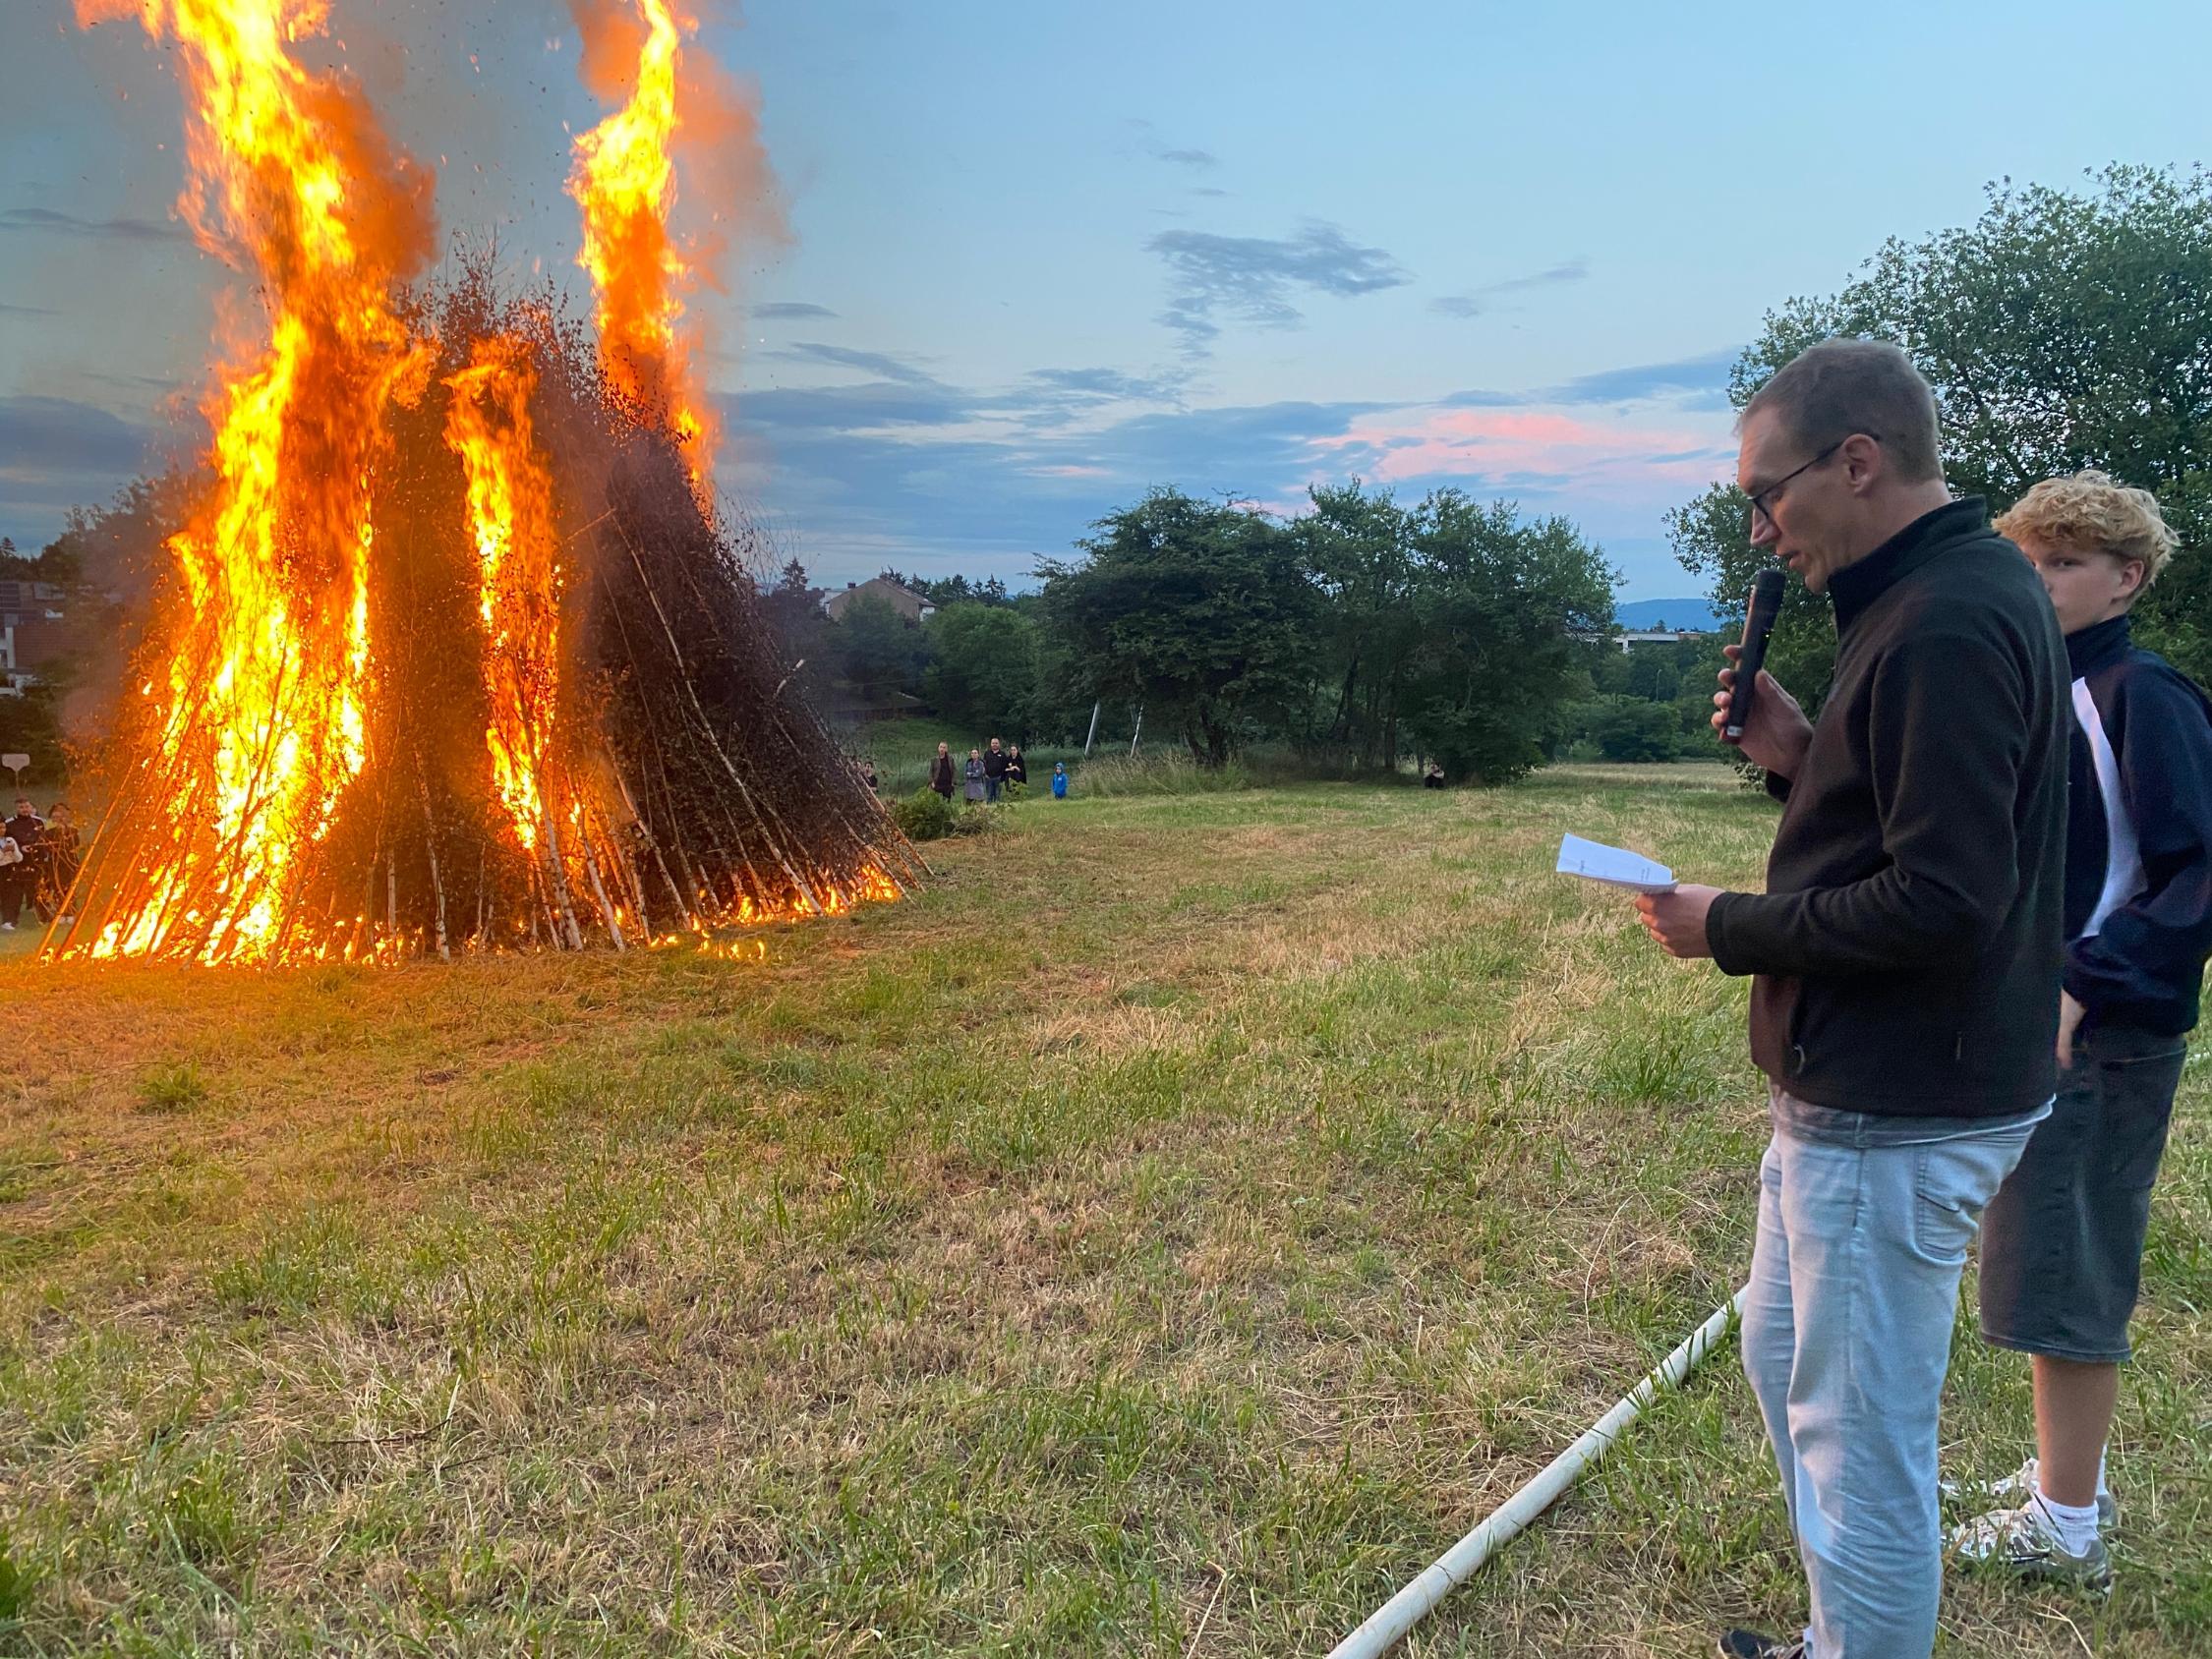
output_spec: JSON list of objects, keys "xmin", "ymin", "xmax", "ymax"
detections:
[{"xmin": 1324, "ymin": 1287, "xmax": 1750, "ymax": 1659}]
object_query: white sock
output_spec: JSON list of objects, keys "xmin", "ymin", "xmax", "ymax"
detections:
[{"xmin": 2033, "ymin": 1487, "xmax": 2103, "ymax": 1555}]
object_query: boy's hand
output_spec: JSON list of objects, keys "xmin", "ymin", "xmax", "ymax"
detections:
[{"xmin": 2057, "ymin": 990, "xmax": 2087, "ymax": 1068}]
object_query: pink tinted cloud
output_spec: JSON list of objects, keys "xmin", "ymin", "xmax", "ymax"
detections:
[{"xmin": 1310, "ymin": 404, "xmax": 1730, "ymax": 496}]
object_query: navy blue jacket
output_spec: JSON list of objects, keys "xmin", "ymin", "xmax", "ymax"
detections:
[{"xmin": 2060, "ymin": 614, "xmax": 2212, "ymax": 1036}]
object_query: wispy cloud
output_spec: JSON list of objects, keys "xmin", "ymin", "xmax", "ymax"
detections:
[
  {"xmin": 0, "ymin": 301, "xmax": 60, "ymax": 317},
  {"xmin": 1022, "ymin": 367, "xmax": 1180, "ymax": 402},
  {"xmin": 1490, "ymin": 257, "xmax": 1590, "ymax": 294},
  {"xmin": 1160, "ymin": 147, "xmax": 1218, "ymax": 168},
  {"xmin": 752, "ymin": 301, "xmax": 840, "ymax": 320},
  {"xmin": 1429, "ymin": 256, "xmax": 1591, "ymax": 319},
  {"xmin": 1147, "ymin": 220, "xmax": 1409, "ymax": 354},
  {"xmin": 1544, "ymin": 345, "xmax": 1737, "ymax": 407},
  {"xmin": 740, "ymin": 378, "xmax": 980, "ymax": 430},
  {"xmin": 776, "ymin": 341, "xmax": 945, "ymax": 386},
  {"xmin": 1310, "ymin": 404, "xmax": 1729, "ymax": 497},
  {"xmin": 0, "ymin": 206, "xmax": 186, "ymax": 244},
  {"xmin": 1439, "ymin": 347, "xmax": 1738, "ymax": 412},
  {"xmin": 718, "ymin": 333, "xmax": 1737, "ymax": 595}
]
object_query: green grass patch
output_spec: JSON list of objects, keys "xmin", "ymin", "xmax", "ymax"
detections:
[{"xmin": 137, "ymin": 1061, "xmax": 212, "ymax": 1115}]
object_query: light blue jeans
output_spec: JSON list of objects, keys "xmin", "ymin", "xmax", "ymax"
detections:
[{"xmin": 1741, "ymin": 1099, "xmax": 2042, "ymax": 1658}]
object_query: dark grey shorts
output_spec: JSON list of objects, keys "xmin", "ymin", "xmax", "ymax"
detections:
[{"xmin": 1978, "ymin": 1021, "xmax": 2186, "ymax": 1363}]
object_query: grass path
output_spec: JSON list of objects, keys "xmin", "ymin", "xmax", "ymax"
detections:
[{"xmin": 2, "ymin": 765, "xmax": 2206, "ymax": 1654}]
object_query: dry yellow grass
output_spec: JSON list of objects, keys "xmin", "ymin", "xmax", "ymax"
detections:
[{"xmin": 0, "ymin": 765, "xmax": 2205, "ymax": 1655}]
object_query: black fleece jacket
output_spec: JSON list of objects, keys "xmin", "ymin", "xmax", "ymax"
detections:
[
  {"xmin": 1704, "ymin": 498, "xmax": 2070, "ymax": 1116},
  {"xmin": 2058, "ymin": 614, "xmax": 2212, "ymax": 1036}
]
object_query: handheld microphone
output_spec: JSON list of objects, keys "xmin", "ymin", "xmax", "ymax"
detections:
[{"xmin": 1724, "ymin": 568, "xmax": 1786, "ymax": 741}]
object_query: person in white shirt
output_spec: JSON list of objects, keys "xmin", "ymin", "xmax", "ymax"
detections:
[{"xmin": 0, "ymin": 828, "xmax": 23, "ymax": 931}]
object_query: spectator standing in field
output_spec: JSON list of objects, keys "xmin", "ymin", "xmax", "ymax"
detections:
[
  {"xmin": 983, "ymin": 737, "xmax": 1008, "ymax": 802},
  {"xmin": 1051, "ymin": 762, "xmax": 1068, "ymax": 799},
  {"xmin": 929, "ymin": 742, "xmax": 957, "ymax": 800},
  {"xmin": 6, "ymin": 798, "xmax": 41, "ymax": 861},
  {"xmin": 1632, "ymin": 339, "xmax": 2068, "ymax": 1659},
  {"xmin": 41, "ymin": 802, "xmax": 82, "ymax": 924},
  {"xmin": 1, "ymin": 798, "xmax": 40, "ymax": 931},
  {"xmin": 859, "ymin": 758, "xmax": 880, "ymax": 794},
  {"xmin": 963, "ymin": 748, "xmax": 986, "ymax": 803},
  {"xmin": 0, "ymin": 825, "xmax": 22, "ymax": 931},
  {"xmin": 1007, "ymin": 745, "xmax": 1028, "ymax": 792},
  {"xmin": 1946, "ymin": 473, "xmax": 2212, "ymax": 1592}
]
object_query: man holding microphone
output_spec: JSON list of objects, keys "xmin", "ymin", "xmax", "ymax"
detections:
[{"xmin": 1632, "ymin": 338, "xmax": 2070, "ymax": 1659}]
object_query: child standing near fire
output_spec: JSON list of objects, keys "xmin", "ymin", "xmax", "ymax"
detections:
[{"xmin": 1950, "ymin": 472, "xmax": 2212, "ymax": 1592}]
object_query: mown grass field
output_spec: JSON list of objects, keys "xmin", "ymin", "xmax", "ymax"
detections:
[{"xmin": 3, "ymin": 764, "xmax": 2206, "ymax": 1655}]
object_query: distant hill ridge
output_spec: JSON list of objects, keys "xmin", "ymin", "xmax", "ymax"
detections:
[{"xmin": 1615, "ymin": 596, "xmax": 1723, "ymax": 632}]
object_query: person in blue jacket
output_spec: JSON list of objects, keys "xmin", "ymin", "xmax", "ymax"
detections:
[
  {"xmin": 1050, "ymin": 762, "xmax": 1068, "ymax": 799},
  {"xmin": 1951, "ymin": 472, "xmax": 2212, "ymax": 1591}
]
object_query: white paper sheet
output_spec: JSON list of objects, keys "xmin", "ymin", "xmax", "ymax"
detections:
[{"xmin": 1555, "ymin": 832, "xmax": 1677, "ymax": 893}]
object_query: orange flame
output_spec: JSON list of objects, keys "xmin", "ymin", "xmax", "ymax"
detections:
[
  {"xmin": 566, "ymin": 0, "xmax": 774, "ymax": 501},
  {"xmin": 443, "ymin": 333, "xmax": 565, "ymax": 858},
  {"xmin": 76, "ymin": 0, "xmax": 433, "ymax": 962}
]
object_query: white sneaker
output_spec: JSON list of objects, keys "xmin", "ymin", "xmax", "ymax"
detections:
[{"xmin": 1949, "ymin": 1499, "xmax": 2113, "ymax": 1593}]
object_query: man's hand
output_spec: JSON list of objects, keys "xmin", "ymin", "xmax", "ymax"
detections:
[
  {"xmin": 1635, "ymin": 884, "xmax": 1724, "ymax": 959},
  {"xmin": 1713, "ymin": 644, "xmax": 1815, "ymax": 777},
  {"xmin": 2057, "ymin": 990, "xmax": 2087, "ymax": 1068}
]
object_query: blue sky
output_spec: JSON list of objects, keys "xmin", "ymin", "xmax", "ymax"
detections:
[{"xmin": 3, "ymin": 0, "xmax": 2209, "ymax": 599}]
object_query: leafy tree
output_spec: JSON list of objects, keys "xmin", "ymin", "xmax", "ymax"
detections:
[
  {"xmin": 1398, "ymin": 492, "xmax": 1617, "ymax": 784},
  {"xmin": 0, "ymin": 687, "xmax": 67, "ymax": 785},
  {"xmin": 924, "ymin": 601, "xmax": 1040, "ymax": 737},
  {"xmin": 833, "ymin": 594, "xmax": 931, "ymax": 700},
  {"xmin": 882, "ymin": 569, "xmax": 1015, "ymax": 608},
  {"xmin": 17, "ymin": 476, "xmax": 192, "ymax": 755},
  {"xmin": 1674, "ymin": 165, "xmax": 2212, "ymax": 697},
  {"xmin": 1586, "ymin": 696, "xmax": 1686, "ymax": 762},
  {"xmin": 1293, "ymin": 481, "xmax": 1423, "ymax": 766},
  {"xmin": 1038, "ymin": 488, "xmax": 1321, "ymax": 765},
  {"xmin": 757, "ymin": 557, "xmax": 830, "ymax": 695}
]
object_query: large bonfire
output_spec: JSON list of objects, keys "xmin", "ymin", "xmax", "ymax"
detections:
[{"xmin": 53, "ymin": 0, "xmax": 916, "ymax": 964}]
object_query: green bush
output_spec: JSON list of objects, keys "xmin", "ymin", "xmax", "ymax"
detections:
[
  {"xmin": 950, "ymin": 804, "xmax": 1004, "ymax": 837},
  {"xmin": 889, "ymin": 788, "xmax": 1003, "ymax": 841},
  {"xmin": 1587, "ymin": 697, "xmax": 1687, "ymax": 763},
  {"xmin": 889, "ymin": 787, "xmax": 957, "ymax": 842}
]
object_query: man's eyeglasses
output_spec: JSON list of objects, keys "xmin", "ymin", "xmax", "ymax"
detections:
[{"xmin": 1745, "ymin": 435, "xmax": 1870, "ymax": 533}]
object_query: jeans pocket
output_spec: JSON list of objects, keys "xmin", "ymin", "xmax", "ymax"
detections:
[
  {"xmin": 1910, "ymin": 1148, "xmax": 1978, "ymax": 1267},
  {"xmin": 1908, "ymin": 1129, "xmax": 2030, "ymax": 1267},
  {"xmin": 2100, "ymin": 1045, "xmax": 2185, "ymax": 1193}
]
